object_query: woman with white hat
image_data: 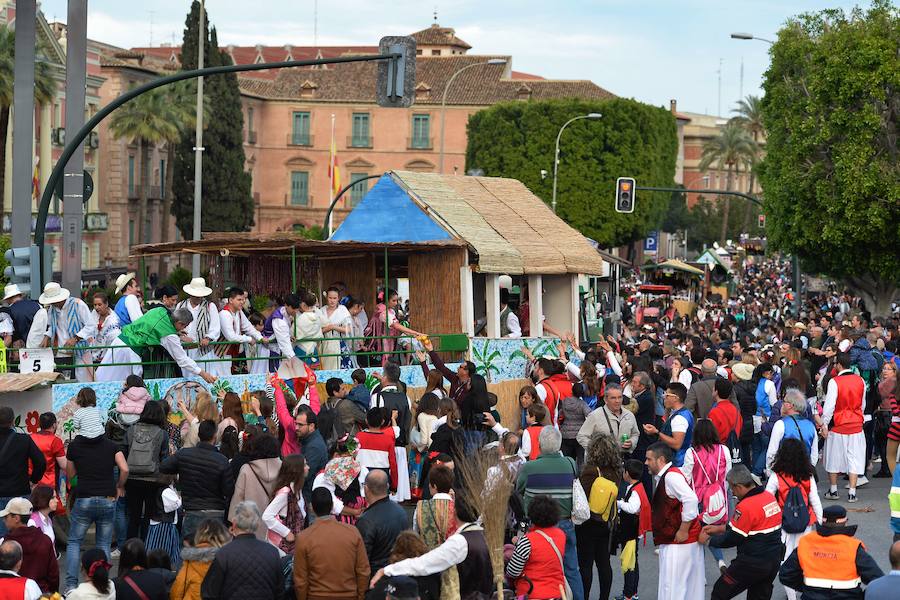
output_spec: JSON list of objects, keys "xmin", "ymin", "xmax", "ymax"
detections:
[
  {"xmin": 113, "ymin": 272, "xmax": 143, "ymax": 326},
  {"xmin": 175, "ymin": 278, "xmax": 221, "ymax": 378}
]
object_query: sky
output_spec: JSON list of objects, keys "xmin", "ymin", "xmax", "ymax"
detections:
[{"xmin": 39, "ymin": 0, "xmax": 865, "ymax": 116}]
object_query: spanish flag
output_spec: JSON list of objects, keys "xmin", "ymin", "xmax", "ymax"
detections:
[{"xmin": 328, "ymin": 114, "xmax": 340, "ymax": 198}]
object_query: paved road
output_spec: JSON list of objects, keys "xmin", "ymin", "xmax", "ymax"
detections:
[{"xmin": 598, "ymin": 462, "xmax": 895, "ymax": 600}]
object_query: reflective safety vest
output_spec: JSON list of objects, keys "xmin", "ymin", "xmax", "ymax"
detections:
[{"xmin": 797, "ymin": 530, "xmax": 863, "ymax": 590}]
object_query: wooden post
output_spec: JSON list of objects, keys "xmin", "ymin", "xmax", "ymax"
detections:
[
  {"xmin": 485, "ymin": 273, "xmax": 501, "ymax": 338},
  {"xmin": 528, "ymin": 274, "xmax": 543, "ymax": 337}
]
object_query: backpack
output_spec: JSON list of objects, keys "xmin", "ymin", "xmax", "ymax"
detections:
[
  {"xmin": 687, "ymin": 366, "xmax": 701, "ymax": 383},
  {"xmin": 127, "ymin": 423, "xmax": 163, "ymax": 477},
  {"xmin": 723, "ymin": 425, "xmax": 741, "ymax": 464},
  {"xmin": 316, "ymin": 400, "xmax": 341, "ymax": 447},
  {"xmin": 588, "ymin": 470, "xmax": 619, "ymax": 523},
  {"xmin": 693, "ymin": 446, "xmax": 728, "ymax": 525},
  {"xmin": 778, "ymin": 474, "xmax": 811, "ymax": 534}
]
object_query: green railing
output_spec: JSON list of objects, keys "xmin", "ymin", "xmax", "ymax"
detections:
[{"xmin": 1, "ymin": 332, "xmax": 470, "ymax": 373}]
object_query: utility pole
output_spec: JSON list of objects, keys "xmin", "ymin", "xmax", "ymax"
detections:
[
  {"xmin": 192, "ymin": 0, "xmax": 205, "ymax": 277},
  {"xmin": 61, "ymin": 0, "xmax": 88, "ymax": 293},
  {"xmin": 11, "ymin": 0, "xmax": 36, "ymax": 250}
]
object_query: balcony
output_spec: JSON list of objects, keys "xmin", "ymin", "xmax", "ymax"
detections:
[
  {"xmin": 285, "ymin": 192, "xmax": 312, "ymax": 206},
  {"xmin": 407, "ymin": 137, "xmax": 433, "ymax": 150},
  {"xmin": 287, "ymin": 134, "xmax": 314, "ymax": 147},
  {"xmin": 347, "ymin": 135, "xmax": 372, "ymax": 149},
  {"xmin": 127, "ymin": 185, "xmax": 163, "ymax": 200},
  {"xmin": 247, "ymin": 131, "xmax": 257, "ymax": 144}
]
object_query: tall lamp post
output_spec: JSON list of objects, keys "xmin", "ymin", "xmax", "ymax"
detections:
[
  {"xmin": 438, "ymin": 58, "xmax": 507, "ymax": 173},
  {"xmin": 551, "ymin": 113, "xmax": 602, "ymax": 213},
  {"xmin": 192, "ymin": 0, "xmax": 206, "ymax": 277},
  {"xmin": 730, "ymin": 31, "xmax": 800, "ymax": 314}
]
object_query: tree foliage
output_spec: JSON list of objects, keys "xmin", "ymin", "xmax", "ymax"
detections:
[
  {"xmin": 171, "ymin": 2, "xmax": 254, "ymax": 238},
  {"xmin": 465, "ymin": 98, "xmax": 677, "ymax": 247},
  {"xmin": 758, "ymin": 0, "xmax": 899, "ymax": 313}
]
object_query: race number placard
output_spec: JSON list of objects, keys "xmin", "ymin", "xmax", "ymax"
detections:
[{"xmin": 19, "ymin": 348, "xmax": 56, "ymax": 373}]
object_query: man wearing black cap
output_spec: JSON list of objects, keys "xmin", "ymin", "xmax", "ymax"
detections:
[
  {"xmin": 383, "ymin": 575, "xmax": 419, "ymax": 600},
  {"xmin": 779, "ymin": 505, "xmax": 882, "ymax": 599}
]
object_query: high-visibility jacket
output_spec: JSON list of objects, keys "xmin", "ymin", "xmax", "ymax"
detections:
[
  {"xmin": 797, "ymin": 530, "xmax": 863, "ymax": 590},
  {"xmin": 831, "ymin": 373, "xmax": 865, "ymax": 434}
]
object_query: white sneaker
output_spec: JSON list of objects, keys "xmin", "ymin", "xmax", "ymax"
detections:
[
  {"xmin": 110, "ymin": 549, "xmax": 120, "ymax": 558},
  {"xmin": 845, "ymin": 476, "xmax": 869, "ymax": 489}
]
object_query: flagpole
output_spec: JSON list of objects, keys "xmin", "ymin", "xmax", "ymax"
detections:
[{"xmin": 328, "ymin": 113, "xmax": 335, "ymax": 237}]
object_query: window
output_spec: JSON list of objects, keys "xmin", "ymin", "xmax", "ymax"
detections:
[
  {"xmin": 351, "ymin": 113, "xmax": 370, "ymax": 147},
  {"xmin": 411, "ymin": 114, "xmax": 431, "ymax": 149},
  {"xmin": 431, "ymin": 49, "xmax": 441, "ymax": 56},
  {"xmin": 159, "ymin": 159, "xmax": 166, "ymax": 199},
  {"xmin": 128, "ymin": 219, "xmax": 135, "ymax": 246},
  {"xmin": 291, "ymin": 111, "xmax": 310, "ymax": 145},
  {"xmin": 247, "ymin": 107, "xmax": 256, "ymax": 143},
  {"xmin": 290, "ymin": 171, "xmax": 309, "ymax": 205},
  {"xmin": 349, "ymin": 172, "xmax": 369, "ymax": 206},
  {"xmin": 128, "ymin": 156, "xmax": 135, "ymax": 196}
]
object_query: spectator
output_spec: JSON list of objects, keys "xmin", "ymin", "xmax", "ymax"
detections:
[
  {"xmin": 576, "ymin": 384, "xmax": 639, "ymax": 456},
  {"xmin": 765, "ymin": 389, "xmax": 819, "ymax": 472},
  {"xmin": 506, "ymin": 494, "xmax": 567, "ymax": 600},
  {"xmin": 642, "ymin": 383, "xmax": 695, "ymax": 467},
  {"xmin": 65, "ymin": 417, "xmax": 128, "ymax": 592},
  {"xmin": 323, "ymin": 377, "xmax": 366, "ymax": 441},
  {"xmin": 310, "ymin": 435, "xmax": 367, "ymax": 524},
  {"xmin": 348, "ymin": 369, "xmax": 371, "ymax": 414},
  {"xmin": 295, "ymin": 405, "xmax": 328, "ymax": 501},
  {"xmin": 357, "ymin": 408, "xmax": 399, "ymax": 492},
  {"xmin": 146, "ymin": 549, "xmax": 175, "ymax": 592},
  {"xmin": 371, "ymin": 492, "xmax": 493, "ymax": 599},
  {"xmin": 124, "ymin": 401, "xmax": 170, "ymax": 539},
  {"xmin": 365, "ymin": 534, "xmax": 441, "ymax": 600},
  {"xmin": 0, "ymin": 539, "xmax": 41, "ymax": 600},
  {"xmin": 559, "ymin": 383, "xmax": 592, "ymax": 466},
  {"xmin": 200, "ymin": 501, "xmax": 284, "ymax": 600},
  {"xmin": 517, "ymin": 426, "xmax": 584, "ymax": 600},
  {"xmin": 0, "ymin": 406, "xmax": 46, "ymax": 537},
  {"xmin": 686, "ymin": 359, "xmax": 735, "ymax": 419},
  {"xmin": 0, "ymin": 498, "xmax": 57, "ymax": 593},
  {"xmin": 229, "ymin": 433, "xmax": 281, "ymax": 540},
  {"xmin": 356, "ymin": 470, "xmax": 408, "ymax": 575},
  {"xmin": 170, "ymin": 519, "xmax": 232, "ymax": 600},
  {"xmin": 114, "ymin": 538, "xmax": 168, "ymax": 600},
  {"xmin": 65, "ymin": 547, "xmax": 114, "ymax": 600},
  {"xmin": 412, "ymin": 465, "xmax": 457, "ymax": 549},
  {"xmin": 26, "ymin": 486, "xmax": 56, "ymax": 548},
  {"xmin": 708, "ymin": 378, "xmax": 743, "ymax": 446},
  {"xmin": 28, "ymin": 412, "xmax": 65, "ymax": 490},
  {"xmin": 72, "ymin": 389, "xmax": 106, "ymax": 440},
  {"xmin": 159, "ymin": 419, "xmax": 234, "ymax": 541},
  {"xmin": 262, "ymin": 455, "xmax": 307, "ymax": 555},
  {"xmin": 293, "ymin": 488, "xmax": 369, "ymax": 600},
  {"xmin": 866, "ymin": 541, "xmax": 900, "ymax": 600},
  {"xmin": 629, "ymin": 371, "xmax": 657, "ymax": 459}
]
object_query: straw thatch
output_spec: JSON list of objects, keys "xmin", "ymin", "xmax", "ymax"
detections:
[
  {"xmin": 394, "ymin": 171, "xmax": 604, "ymax": 276},
  {"xmin": 409, "ymin": 248, "xmax": 466, "ymax": 335}
]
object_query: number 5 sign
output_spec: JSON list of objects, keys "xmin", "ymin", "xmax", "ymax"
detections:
[{"xmin": 19, "ymin": 348, "xmax": 56, "ymax": 373}]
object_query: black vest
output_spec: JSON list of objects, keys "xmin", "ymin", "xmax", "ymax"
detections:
[
  {"xmin": 8, "ymin": 299, "xmax": 40, "ymax": 343},
  {"xmin": 617, "ymin": 483, "xmax": 640, "ymax": 545},
  {"xmin": 457, "ymin": 525, "xmax": 493, "ymax": 598}
]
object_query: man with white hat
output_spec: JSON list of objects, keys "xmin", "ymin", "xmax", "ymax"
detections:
[
  {"xmin": 176, "ymin": 278, "xmax": 220, "ymax": 377},
  {"xmin": 113, "ymin": 272, "xmax": 143, "ymax": 326},
  {"xmin": 1, "ymin": 284, "xmax": 41, "ymax": 349},
  {"xmin": 39, "ymin": 283, "xmax": 91, "ymax": 381}
]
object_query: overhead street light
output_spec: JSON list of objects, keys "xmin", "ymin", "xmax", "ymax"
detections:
[
  {"xmin": 438, "ymin": 58, "xmax": 508, "ymax": 173},
  {"xmin": 551, "ymin": 113, "xmax": 602, "ymax": 213},
  {"xmin": 730, "ymin": 32, "xmax": 774, "ymax": 45}
]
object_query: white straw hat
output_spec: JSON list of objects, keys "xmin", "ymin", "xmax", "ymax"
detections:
[
  {"xmin": 2, "ymin": 284, "xmax": 23, "ymax": 302},
  {"xmin": 39, "ymin": 282, "xmax": 70, "ymax": 305},
  {"xmin": 183, "ymin": 277, "xmax": 212, "ymax": 298},
  {"xmin": 115, "ymin": 272, "xmax": 136, "ymax": 294}
]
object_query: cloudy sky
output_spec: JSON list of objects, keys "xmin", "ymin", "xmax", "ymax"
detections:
[{"xmin": 40, "ymin": 0, "xmax": 862, "ymax": 115}]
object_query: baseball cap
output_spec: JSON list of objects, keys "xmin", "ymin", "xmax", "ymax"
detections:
[
  {"xmin": 0, "ymin": 498, "xmax": 33, "ymax": 517},
  {"xmin": 386, "ymin": 575, "xmax": 420, "ymax": 599}
]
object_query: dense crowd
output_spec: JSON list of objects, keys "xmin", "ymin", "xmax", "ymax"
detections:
[{"xmin": 0, "ymin": 257, "xmax": 898, "ymax": 600}]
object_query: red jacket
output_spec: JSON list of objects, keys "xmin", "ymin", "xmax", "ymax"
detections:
[
  {"xmin": 356, "ymin": 428, "xmax": 398, "ymax": 491},
  {"xmin": 709, "ymin": 400, "xmax": 742, "ymax": 444},
  {"xmin": 539, "ymin": 374, "xmax": 573, "ymax": 425},
  {"xmin": 4, "ymin": 525, "xmax": 58, "ymax": 593}
]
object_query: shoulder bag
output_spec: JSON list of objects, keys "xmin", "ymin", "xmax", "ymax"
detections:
[{"xmin": 534, "ymin": 529, "xmax": 572, "ymax": 600}]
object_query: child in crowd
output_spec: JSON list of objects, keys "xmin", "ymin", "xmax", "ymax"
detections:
[
  {"xmin": 145, "ymin": 479, "xmax": 183, "ymax": 572},
  {"xmin": 73, "ymin": 388, "xmax": 105, "ymax": 438},
  {"xmin": 247, "ymin": 313, "xmax": 269, "ymax": 375},
  {"xmin": 65, "ymin": 548, "xmax": 114, "ymax": 600},
  {"xmin": 116, "ymin": 374, "xmax": 151, "ymax": 426},
  {"xmin": 521, "ymin": 403, "xmax": 548, "ymax": 461},
  {"xmin": 262, "ymin": 454, "xmax": 307, "ymax": 555},
  {"xmin": 348, "ymin": 368, "xmax": 371, "ymax": 413},
  {"xmin": 616, "ymin": 459, "xmax": 652, "ymax": 600},
  {"xmin": 146, "ymin": 548, "xmax": 176, "ymax": 592},
  {"xmin": 355, "ymin": 408, "xmax": 398, "ymax": 492}
]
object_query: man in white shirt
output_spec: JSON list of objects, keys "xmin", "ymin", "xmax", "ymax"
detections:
[
  {"xmin": 176, "ymin": 278, "xmax": 221, "ymax": 377},
  {"xmin": 39, "ymin": 283, "xmax": 92, "ymax": 381},
  {"xmin": 113, "ymin": 272, "xmax": 144, "ymax": 326},
  {"xmin": 0, "ymin": 540, "xmax": 42, "ymax": 600},
  {"xmin": 821, "ymin": 352, "xmax": 867, "ymax": 502},
  {"xmin": 499, "ymin": 289, "xmax": 521, "ymax": 338},
  {"xmin": 645, "ymin": 441, "xmax": 704, "ymax": 600},
  {"xmin": 213, "ymin": 287, "xmax": 264, "ymax": 377},
  {"xmin": 765, "ymin": 389, "xmax": 819, "ymax": 472}
]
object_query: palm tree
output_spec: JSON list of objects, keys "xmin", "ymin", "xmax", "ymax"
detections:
[
  {"xmin": 0, "ymin": 25, "xmax": 57, "ymax": 215},
  {"xmin": 699, "ymin": 121, "xmax": 758, "ymax": 244},
  {"xmin": 731, "ymin": 95, "xmax": 765, "ymax": 233},
  {"xmin": 109, "ymin": 88, "xmax": 181, "ymax": 248}
]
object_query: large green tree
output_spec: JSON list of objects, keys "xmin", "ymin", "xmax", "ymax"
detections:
[
  {"xmin": 758, "ymin": 0, "xmax": 899, "ymax": 316},
  {"xmin": 171, "ymin": 2, "xmax": 253, "ymax": 238},
  {"xmin": 465, "ymin": 98, "xmax": 677, "ymax": 247}
]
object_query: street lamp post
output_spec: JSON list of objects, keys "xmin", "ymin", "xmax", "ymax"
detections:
[
  {"xmin": 551, "ymin": 113, "xmax": 602, "ymax": 213},
  {"xmin": 730, "ymin": 32, "xmax": 774, "ymax": 45},
  {"xmin": 192, "ymin": 0, "xmax": 206, "ymax": 277},
  {"xmin": 438, "ymin": 59, "xmax": 507, "ymax": 174}
]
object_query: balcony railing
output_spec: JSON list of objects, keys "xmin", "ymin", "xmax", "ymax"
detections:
[
  {"xmin": 285, "ymin": 192, "xmax": 312, "ymax": 206},
  {"xmin": 287, "ymin": 133, "xmax": 313, "ymax": 147},
  {"xmin": 408, "ymin": 137, "xmax": 433, "ymax": 150},
  {"xmin": 247, "ymin": 131, "xmax": 257, "ymax": 144},
  {"xmin": 127, "ymin": 185, "xmax": 163, "ymax": 200},
  {"xmin": 347, "ymin": 135, "xmax": 372, "ymax": 148}
]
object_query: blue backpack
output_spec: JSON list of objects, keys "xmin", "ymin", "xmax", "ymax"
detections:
[{"xmin": 778, "ymin": 475, "xmax": 810, "ymax": 534}]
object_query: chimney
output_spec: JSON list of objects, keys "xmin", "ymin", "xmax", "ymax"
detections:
[{"xmin": 670, "ymin": 99, "xmax": 677, "ymax": 114}]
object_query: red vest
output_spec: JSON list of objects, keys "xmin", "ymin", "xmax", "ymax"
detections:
[
  {"xmin": 832, "ymin": 373, "xmax": 864, "ymax": 434},
  {"xmin": 515, "ymin": 527, "xmax": 567, "ymax": 599},
  {"xmin": 0, "ymin": 575, "xmax": 27, "ymax": 598},
  {"xmin": 525, "ymin": 425, "xmax": 543, "ymax": 461},
  {"xmin": 540, "ymin": 374, "xmax": 573, "ymax": 425},
  {"xmin": 776, "ymin": 473, "xmax": 816, "ymax": 525},
  {"xmin": 651, "ymin": 466, "xmax": 701, "ymax": 545}
]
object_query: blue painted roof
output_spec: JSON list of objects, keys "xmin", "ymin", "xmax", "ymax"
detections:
[{"xmin": 330, "ymin": 174, "xmax": 451, "ymax": 242}]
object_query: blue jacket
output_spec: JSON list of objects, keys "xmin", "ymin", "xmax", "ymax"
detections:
[
  {"xmin": 755, "ymin": 379, "xmax": 772, "ymax": 418},
  {"xmin": 347, "ymin": 384, "xmax": 371, "ymax": 414},
  {"xmin": 850, "ymin": 337, "xmax": 879, "ymax": 372},
  {"xmin": 866, "ymin": 572, "xmax": 900, "ymax": 600}
]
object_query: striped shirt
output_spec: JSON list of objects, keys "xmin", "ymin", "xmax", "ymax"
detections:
[{"xmin": 515, "ymin": 453, "xmax": 577, "ymax": 518}]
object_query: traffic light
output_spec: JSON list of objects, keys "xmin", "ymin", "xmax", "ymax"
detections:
[
  {"xmin": 3, "ymin": 245, "xmax": 40, "ymax": 297},
  {"xmin": 758, "ymin": 214, "xmax": 766, "ymax": 228},
  {"xmin": 615, "ymin": 177, "xmax": 636, "ymax": 213},
  {"xmin": 376, "ymin": 36, "xmax": 416, "ymax": 108}
]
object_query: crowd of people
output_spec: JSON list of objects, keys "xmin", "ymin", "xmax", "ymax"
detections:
[{"xmin": 0, "ymin": 257, "xmax": 897, "ymax": 600}]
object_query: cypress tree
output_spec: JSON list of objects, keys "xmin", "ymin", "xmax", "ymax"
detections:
[{"xmin": 171, "ymin": 2, "xmax": 253, "ymax": 238}]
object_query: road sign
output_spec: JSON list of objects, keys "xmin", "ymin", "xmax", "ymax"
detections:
[{"xmin": 644, "ymin": 230, "xmax": 659, "ymax": 254}]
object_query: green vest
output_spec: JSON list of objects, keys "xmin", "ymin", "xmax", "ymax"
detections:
[
  {"xmin": 119, "ymin": 307, "xmax": 177, "ymax": 352},
  {"xmin": 500, "ymin": 306, "xmax": 512, "ymax": 337}
]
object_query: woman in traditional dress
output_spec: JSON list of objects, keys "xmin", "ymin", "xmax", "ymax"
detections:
[
  {"xmin": 318, "ymin": 287, "xmax": 353, "ymax": 370},
  {"xmin": 365, "ymin": 289, "xmax": 423, "ymax": 366},
  {"xmin": 73, "ymin": 291, "xmax": 121, "ymax": 381}
]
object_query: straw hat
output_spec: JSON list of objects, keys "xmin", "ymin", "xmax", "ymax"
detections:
[
  {"xmin": 792, "ymin": 321, "xmax": 807, "ymax": 331},
  {"xmin": 39, "ymin": 282, "xmax": 70, "ymax": 305},
  {"xmin": 732, "ymin": 362, "xmax": 755, "ymax": 381},
  {"xmin": 115, "ymin": 272, "xmax": 136, "ymax": 294},
  {"xmin": 2, "ymin": 284, "xmax": 23, "ymax": 302},
  {"xmin": 183, "ymin": 277, "xmax": 212, "ymax": 298}
]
